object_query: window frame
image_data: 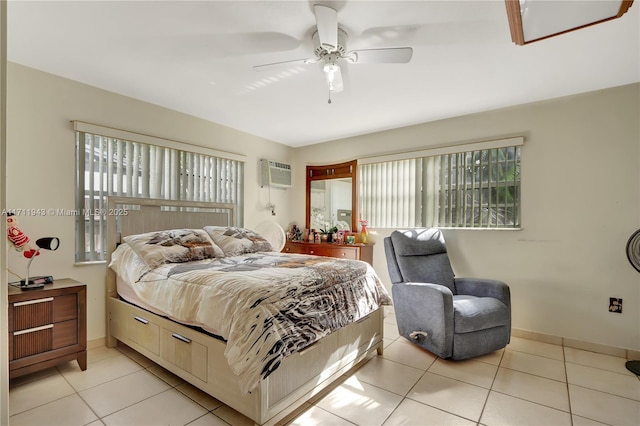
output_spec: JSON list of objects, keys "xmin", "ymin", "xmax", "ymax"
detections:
[
  {"xmin": 358, "ymin": 137, "xmax": 523, "ymax": 230},
  {"xmin": 73, "ymin": 122, "xmax": 245, "ymax": 263}
]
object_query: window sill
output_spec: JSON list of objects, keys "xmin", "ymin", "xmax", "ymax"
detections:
[{"xmin": 74, "ymin": 261, "xmax": 107, "ymax": 266}]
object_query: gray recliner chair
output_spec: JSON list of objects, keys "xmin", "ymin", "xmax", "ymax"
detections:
[{"xmin": 384, "ymin": 228, "xmax": 511, "ymax": 359}]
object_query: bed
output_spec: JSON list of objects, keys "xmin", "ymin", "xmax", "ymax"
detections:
[{"xmin": 105, "ymin": 197, "xmax": 389, "ymax": 425}]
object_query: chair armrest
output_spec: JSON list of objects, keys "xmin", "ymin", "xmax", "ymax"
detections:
[
  {"xmin": 455, "ymin": 278, "xmax": 511, "ymax": 307},
  {"xmin": 392, "ymin": 282, "xmax": 455, "ymax": 358},
  {"xmin": 395, "ymin": 281, "xmax": 454, "ymax": 306}
]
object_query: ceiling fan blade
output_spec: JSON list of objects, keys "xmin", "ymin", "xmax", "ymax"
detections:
[
  {"xmin": 314, "ymin": 4, "xmax": 338, "ymax": 52},
  {"xmin": 325, "ymin": 63, "xmax": 343, "ymax": 93},
  {"xmin": 253, "ymin": 57, "xmax": 317, "ymax": 72},
  {"xmin": 350, "ymin": 47, "xmax": 413, "ymax": 64}
]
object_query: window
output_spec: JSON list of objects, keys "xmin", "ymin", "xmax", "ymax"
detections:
[
  {"xmin": 359, "ymin": 138, "xmax": 521, "ymax": 229},
  {"xmin": 75, "ymin": 125, "xmax": 244, "ymax": 262}
]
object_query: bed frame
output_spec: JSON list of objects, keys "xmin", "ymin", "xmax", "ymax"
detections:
[{"xmin": 105, "ymin": 197, "xmax": 384, "ymax": 425}]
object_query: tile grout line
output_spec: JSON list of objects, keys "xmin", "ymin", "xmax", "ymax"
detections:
[
  {"xmin": 476, "ymin": 349, "xmax": 506, "ymax": 426},
  {"xmin": 376, "ymin": 358, "xmax": 432, "ymax": 426},
  {"xmin": 562, "ymin": 346, "xmax": 575, "ymax": 426},
  {"xmin": 80, "ymin": 350, "xmax": 198, "ymax": 425}
]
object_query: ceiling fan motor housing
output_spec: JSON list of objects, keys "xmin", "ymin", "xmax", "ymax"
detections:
[{"xmin": 313, "ymin": 28, "xmax": 348, "ymax": 58}]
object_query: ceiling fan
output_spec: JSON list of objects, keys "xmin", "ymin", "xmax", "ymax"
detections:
[{"xmin": 253, "ymin": 4, "xmax": 413, "ymax": 103}]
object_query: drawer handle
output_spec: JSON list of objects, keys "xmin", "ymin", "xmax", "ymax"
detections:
[
  {"xmin": 14, "ymin": 324, "xmax": 53, "ymax": 336},
  {"xmin": 298, "ymin": 341, "xmax": 319, "ymax": 356},
  {"xmin": 172, "ymin": 333, "xmax": 191, "ymax": 344},
  {"xmin": 14, "ymin": 297, "xmax": 54, "ymax": 307},
  {"xmin": 310, "ymin": 250, "xmax": 315, "ymax": 254},
  {"xmin": 134, "ymin": 316, "xmax": 149, "ymax": 325}
]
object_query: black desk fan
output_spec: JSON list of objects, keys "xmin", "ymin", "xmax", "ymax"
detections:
[{"xmin": 625, "ymin": 229, "xmax": 640, "ymax": 375}]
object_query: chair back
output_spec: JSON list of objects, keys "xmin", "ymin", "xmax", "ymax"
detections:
[{"xmin": 384, "ymin": 229, "xmax": 456, "ymax": 292}]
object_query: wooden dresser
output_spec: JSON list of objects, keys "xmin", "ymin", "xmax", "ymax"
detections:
[
  {"xmin": 283, "ymin": 241, "xmax": 373, "ymax": 266},
  {"xmin": 8, "ymin": 278, "xmax": 87, "ymax": 378}
]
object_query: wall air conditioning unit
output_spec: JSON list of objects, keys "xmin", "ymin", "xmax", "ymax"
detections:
[{"xmin": 261, "ymin": 159, "xmax": 292, "ymax": 188}]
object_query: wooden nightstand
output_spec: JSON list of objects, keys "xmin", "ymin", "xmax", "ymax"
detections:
[{"xmin": 8, "ymin": 278, "xmax": 87, "ymax": 378}]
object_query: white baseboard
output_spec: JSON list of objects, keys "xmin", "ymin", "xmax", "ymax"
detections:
[
  {"xmin": 512, "ymin": 328, "xmax": 639, "ymax": 360},
  {"xmin": 87, "ymin": 337, "xmax": 107, "ymax": 351}
]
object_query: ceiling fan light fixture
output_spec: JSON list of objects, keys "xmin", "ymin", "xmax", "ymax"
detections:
[
  {"xmin": 323, "ymin": 63, "xmax": 338, "ymax": 90},
  {"xmin": 323, "ymin": 61, "xmax": 343, "ymax": 94},
  {"xmin": 323, "ymin": 63, "xmax": 338, "ymax": 77}
]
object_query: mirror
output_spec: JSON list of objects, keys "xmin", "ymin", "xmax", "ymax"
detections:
[
  {"xmin": 310, "ymin": 179, "xmax": 352, "ymax": 230},
  {"xmin": 306, "ymin": 160, "xmax": 357, "ymax": 232}
]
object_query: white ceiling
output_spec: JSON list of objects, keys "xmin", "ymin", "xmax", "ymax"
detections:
[{"xmin": 7, "ymin": 1, "xmax": 640, "ymax": 147}]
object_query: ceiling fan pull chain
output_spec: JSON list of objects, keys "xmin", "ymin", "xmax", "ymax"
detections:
[{"xmin": 328, "ymin": 88, "xmax": 332, "ymax": 104}]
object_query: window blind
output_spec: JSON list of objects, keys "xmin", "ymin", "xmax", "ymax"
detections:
[
  {"xmin": 75, "ymin": 124, "xmax": 244, "ymax": 262},
  {"xmin": 359, "ymin": 137, "xmax": 522, "ymax": 229}
]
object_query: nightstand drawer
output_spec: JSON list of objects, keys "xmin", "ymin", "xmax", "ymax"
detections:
[
  {"xmin": 53, "ymin": 293, "xmax": 78, "ymax": 322},
  {"xmin": 12, "ymin": 325, "xmax": 53, "ymax": 359},
  {"xmin": 53, "ymin": 319, "xmax": 79, "ymax": 348},
  {"xmin": 11, "ymin": 297, "xmax": 53, "ymax": 332}
]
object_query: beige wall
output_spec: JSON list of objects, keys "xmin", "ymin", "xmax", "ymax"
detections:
[
  {"xmin": 293, "ymin": 83, "xmax": 640, "ymax": 351},
  {"xmin": 6, "ymin": 63, "xmax": 294, "ymax": 341},
  {"xmin": 6, "ymin": 62, "xmax": 640, "ymax": 354},
  {"xmin": 1, "ymin": 2, "xmax": 9, "ymax": 424}
]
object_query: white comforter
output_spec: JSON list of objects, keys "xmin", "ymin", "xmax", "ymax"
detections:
[{"xmin": 110, "ymin": 244, "xmax": 390, "ymax": 393}]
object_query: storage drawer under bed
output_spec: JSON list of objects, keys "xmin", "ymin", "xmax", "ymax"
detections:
[
  {"xmin": 109, "ymin": 299, "xmax": 160, "ymax": 355},
  {"xmin": 160, "ymin": 326, "xmax": 208, "ymax": 382},
  {"xmin": 109, "ymin": 297, "xmax": 208, "ymax": 382}
]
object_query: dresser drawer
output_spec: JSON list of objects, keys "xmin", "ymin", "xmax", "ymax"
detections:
[
  {"xmin": 309, "ymin": 246, "xmax": 358, "ymax": 260},
  {"xmin": 282, "ymin": 242, "xmax": 358, "ymax": 258},
  {"xmin": 282, "ymin": 241, "xmax": 373, "ymax": 265},
  {"xmin": 282, "ymin": 244, "xmax": 305, "ymax": 255}
]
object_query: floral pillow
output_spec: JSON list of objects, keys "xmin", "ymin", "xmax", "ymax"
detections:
[
  {"xmin": 123, "ymin": 229, "xmax": 224, "ymax": 269},
  {"xmin": 203, "ymin": 226, "xmax": 273, "ymax": 257}
]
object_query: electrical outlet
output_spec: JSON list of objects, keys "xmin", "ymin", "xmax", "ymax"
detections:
[{"xmin": 609, "ymin": 298, "xmax": 623, "ymax": 313}]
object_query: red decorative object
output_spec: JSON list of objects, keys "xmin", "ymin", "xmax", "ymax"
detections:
[{"xmin": 6, "ymin": 214, "xmax": 38, "ymax": 258}]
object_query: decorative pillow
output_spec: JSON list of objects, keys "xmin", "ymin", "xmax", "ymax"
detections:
[
  {"xmin": 203, "ymin": 226, "xmax": 273, "ymax": 257},
  {"xmin": 123, "ymin": 229, "xmax": 224, "ymax": 269}
]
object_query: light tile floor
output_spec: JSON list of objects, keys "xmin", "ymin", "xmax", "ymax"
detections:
[{"xmin": 9, "ymin": 309, "xmax": 640, "ymax": 426}]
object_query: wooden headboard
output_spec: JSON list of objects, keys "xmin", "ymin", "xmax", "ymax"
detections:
[{"xmin": 105, "ymin": 197, "xmax": 236, "ymax": 296}]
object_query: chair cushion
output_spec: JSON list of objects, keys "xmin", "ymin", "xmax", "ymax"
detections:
[
  {"xmin": 390, "ymin": 229, "xmax": 448, "ymax": 256},
  {"xmin": 453, "ymin": 295, "xmax": 509, "ymax": 333},
  {"xmin": 389, "ymin": 230, "xmax": 456, "ymax": 292}
]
